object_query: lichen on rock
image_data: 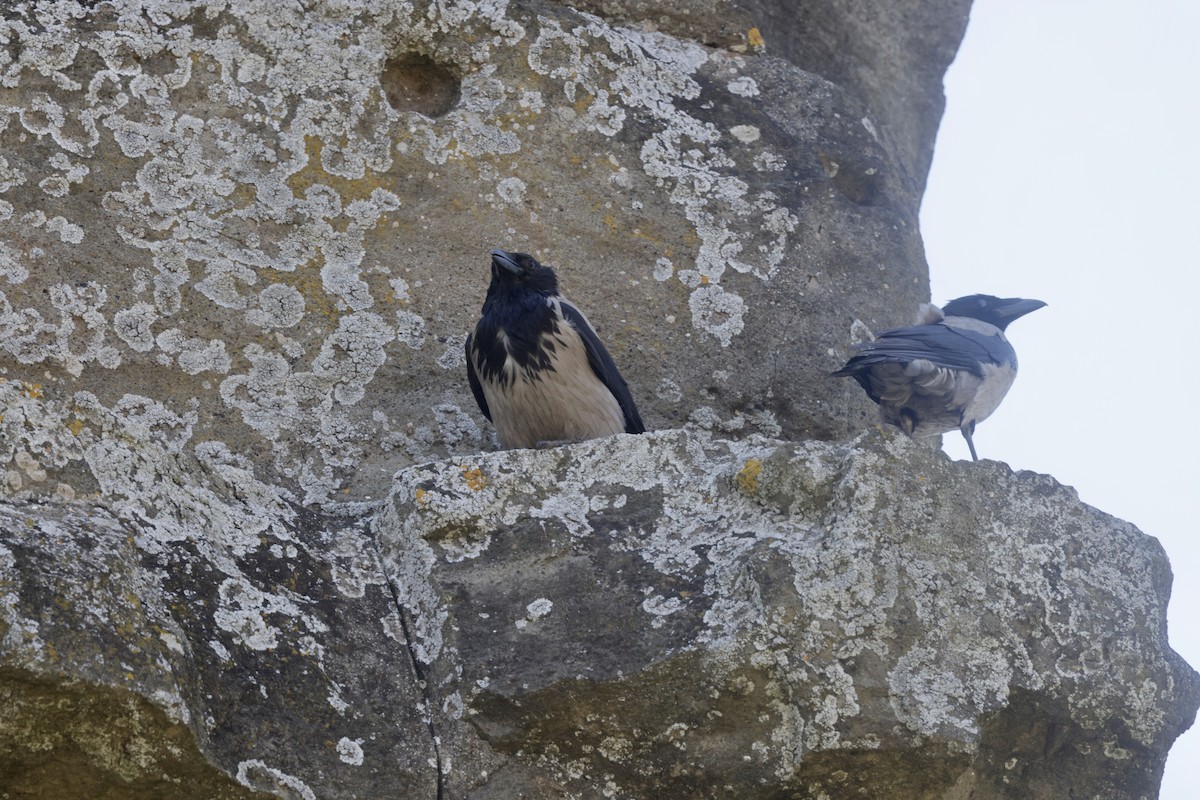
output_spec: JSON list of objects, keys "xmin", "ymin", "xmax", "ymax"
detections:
[
  {"xmin": 0, "ymin": 0, "xmax": 933, "ymax": 504},
  {"xmin": 375, "ymin": 428, "xmax": 1199, "ymax": 798},
  {"xmin": 0, "ymin": 1, "xmax": 1195, "ymax": 798}
]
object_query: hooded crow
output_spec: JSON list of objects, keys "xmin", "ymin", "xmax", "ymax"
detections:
[
  {"xmin": 833, "ymin": 294, "xmax": 1046, "ymax": 461},
  {"xmin": 465, "ymin": 248, "xmax": 645, "ymax": 449}
]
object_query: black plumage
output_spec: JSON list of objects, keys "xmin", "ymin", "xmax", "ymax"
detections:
[
  {"xmin": 466, "ymin": 249, "xmax": 644, "ymax": 448},
  {"xmin": 833, "ymin": 294, "xmax": 1045, "ymax": 461}
]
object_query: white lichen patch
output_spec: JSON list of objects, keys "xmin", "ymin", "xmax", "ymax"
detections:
[
  {"xmin": 597, "ymin": 735, "xmax": 632, "ymax": 761},
  {"xmin": 156, "ymin": 329, "xmax": 232, "ymax": 375},
  {"xmin": 219, "ymin": 346, "xmax": 304, "ymax": 441},
  {"xmin": 394, "ymin": 310, "xmax": 427, "ymax": 350},
  {"xmin": 848, "ymin": 318, "xmax": 874, "ymax": 346},
  {"xmin": 655, "ymin": 379, "xmax": 682, "ymax": 403},
  {"xmin": 642, "ymin": 593, "xmax": 682, "ymax": 613},
  {"xmin": 388, "ymin": 277, "xmax": 411, "ymax": 302},
  {"xmin": 0, "ymin": 242, "xmax": 28, "ymax": 284},
  {"xmin": 323, "ymin": 526, "xmax": 390, "ymax": 600},
  {"xmin": 753, "ymin": 151, "xmax": 786, "ymax": 171},
  {"xmin": 729, "ymin": 124, "xmax": 761, "ymax": 143},
  {"xmin": 214, "ymin": 577, "xmax": 300, "ymax": 652},
  {"xmin": 246, "ymin": 283, "xmax": 305, "ymax": 329},
  {"xmin": 13, "ymin": 451, "xmax": 47, "ymax": 482},
  {"xmin": 159, "ymin": 630, "xmax": 185, "ymax": 655},
  {"xmin": 727, "ymin": 76, "xmax": 759, "ymax": 97},
  {"xmin": 642, "ymin": 594, "xmax": 683, "ymax": 629},
  {"xmin": 526, "ymin": 598, "xmax": 553, "ymax": 618},
  {"xmin": 113, "ymin": 302, "xmax": 159, "ymax": 352},
  {"xmin": 652, "ymin": 257, "xmax": 674, "ymax": 282},
  {"xmin": 236, "ymin": 760, "xmax": 317, "ymax": 800},
  {"xmin": 496, "ymin": 176, "xmax": 527, "ymax": 204},
  {"xmin": 436, "ymin": 333, "xmax": 469, "ymax": 371},
  {"xmin": 436, "ymin": 527, "xmax": 492, "ymax": 563},
  {"xmin": 209, "ymin": 639, "xmax": 232, "ymax": 663},
  {"xmin": 336, "ymin": 737, "xmax": 365, "ymax": 766},
  {"xmin": 861, "ymin": 116, "xmax": 879, "ymax": 141},
  {"xmin": 310, "ymin": 312, "xmax": 394, "ymax": 405},
  {"xmin": 44, "ymin": 215, "xmax": 84, "ymax": 243},
  {"xmin": 687, "ymin": 284, "xmax": 746, "ymax": 347}
]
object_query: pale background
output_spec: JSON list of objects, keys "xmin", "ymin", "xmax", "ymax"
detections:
[{"xmin": 920, "ymin": 1, "xmax": 1198, "ymax": 795}]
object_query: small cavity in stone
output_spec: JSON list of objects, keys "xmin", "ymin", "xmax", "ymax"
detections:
[{"xmin": 381, "ymin": 54, "xmax": 461, "ymax": 118}]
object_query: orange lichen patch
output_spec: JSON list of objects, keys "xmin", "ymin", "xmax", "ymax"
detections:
[
  {"xmin": 415, "ymin": 487, "xmax": 430, "ymax": 509},
  {"xmin": 21, "ymin": 382, "xmax": 43, "ymax": 399},
  {"xmin": 284, "ymin": 134, "xmax": 396, "ymax": 208},
  {"xmin": 747, "ymin": 28, "xmax": 765, "ymax": 49},
  {"xmin": 461, "ymin": 466, "xmax": 486, "ymax": 492},
  {"xmin": 628, "ymin": 227, "xmax": 665, "ymax": 247},
  {"xmin": 66, "ymin": 419, "xmax": 85, "ymax": 437},
  {"xmin": 736, "ymin": 458, "xmax": 762, "ymax": 496},
  {"xmin": 699, "ymin": 275, "xmax": 710, "ymax": 285}
]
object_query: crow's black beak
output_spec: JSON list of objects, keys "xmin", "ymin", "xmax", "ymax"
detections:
[
  {"xmin": 491, "ymin": 248, "xmax": 522, "ymax": 275},
  {"xmin": 996, "ymin": 298, "xmax": 1047, "ymax": 322}
]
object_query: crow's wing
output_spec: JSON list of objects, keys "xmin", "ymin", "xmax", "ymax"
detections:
[
  {"xmin": 834, "ymin": 323, "xmax": 1012, "ymax": 378},
  {"xmin": 464, "ymin": 332, "xmax": 492, "ymax": 422},
  {"xmin": 560, "ymin": 301, "xmax": 645, "ymax": 434}
]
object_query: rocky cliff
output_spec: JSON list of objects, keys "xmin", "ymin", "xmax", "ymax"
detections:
[{"xmin": 1, "ymin": 1, "xmax": 1195, "ymax": 798}]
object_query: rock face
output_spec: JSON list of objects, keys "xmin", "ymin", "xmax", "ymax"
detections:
[
  {"xmin": 0, "ymin": 413, "xmax": 437, "ymax": 798},
  {"xmin": 0, "ymin": 0, "xmax": 964, "ymax": 506},
  {"xmin": 3, "ymin": 428, "xmax": 1197, "ymax": 798},
  {"xmin": 1, "ymin": 1, "xmax": 1195, "ymax": 799},
  {"xmin": 379, "ymin": 430, "xmax": 1198, "ymax": 798}
]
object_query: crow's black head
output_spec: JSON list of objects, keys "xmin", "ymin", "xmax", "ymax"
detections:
[
  {"xmin": 940, "ymin": 294, "xmax": 1046, "ymax": 331},
  {"xmin": 489, "ymin": 249, "xmax": 559, "ymax": 297},
  {"xmin": 473, "ymin": 248, "xmax": 563, "ymax": 384}
]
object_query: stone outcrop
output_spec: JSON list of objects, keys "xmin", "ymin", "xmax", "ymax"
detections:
[
  {"xmin": 380, "ymin": 429, "xmax": 1197, "ymax": 798},
  {"xmin": 3, "ymin": 428, "xmax": 1197, "ymax": 797},
  {"xmin": 0, "ymin": 1, "xmax": 1195, "ymax": 799}
]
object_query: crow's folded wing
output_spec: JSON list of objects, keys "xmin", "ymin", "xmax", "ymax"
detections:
[{"xmin": 560, "ymin": 301, "xmax": 645, "ymax": 434}]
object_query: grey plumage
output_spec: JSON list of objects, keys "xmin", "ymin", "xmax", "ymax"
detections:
[
  {"xmin": 466, "ymin": 249, "xmax": 644, "ymax": 449},
  {"xmin": 833, "ymin": 294, "xmax": 1046, "ymax": 461}
]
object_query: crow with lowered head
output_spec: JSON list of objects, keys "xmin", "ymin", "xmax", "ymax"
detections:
[{"xmin": 833, "ymin": 294, "xmax": 1046, "ymax": 461}]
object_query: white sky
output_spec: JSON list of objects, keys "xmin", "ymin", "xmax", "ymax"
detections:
[{"xmin": 920, "ymin": 0, "xmax": 1199, "ymax": 794}]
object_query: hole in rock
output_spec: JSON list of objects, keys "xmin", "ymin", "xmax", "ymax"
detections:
[{"xmin": 381, "ymin": 53, "xmax": 461, "ymax": 117}]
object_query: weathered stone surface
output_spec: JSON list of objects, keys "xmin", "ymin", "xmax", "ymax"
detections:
[
  {"xmin": 569, "ymin": 0, "xmax": 972, "ymax": 192},
  {"xmin": 1, "ymin": 2, "xmax": 1195, "ymax": 799},
  {"xmin": 3, "ymin": 415, "xmax": 1196, "ymax": 797},
  {"xmin": 0, "ymin": 667, "xmax": 268, "ymax": 800},
  {"xmin": 0, "ymin": 0, "xmax": 938, "ymax": 506},
  {"xmin": 0, "ymin": 425, "xmax": 437, "ymax": 798},
  {"xmin": 378, "ymin": 428, "xmax": 1198, "ymax": 798}
]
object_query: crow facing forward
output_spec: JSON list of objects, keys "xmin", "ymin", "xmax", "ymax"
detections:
[{"xmin": 466, "ymin": 249, "xmax": 645, "ymax": 449}]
